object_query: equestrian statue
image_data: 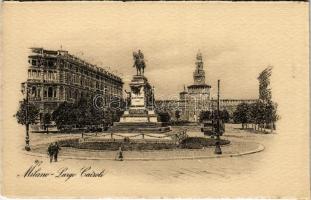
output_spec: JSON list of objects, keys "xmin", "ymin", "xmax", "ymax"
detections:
[{"xmin": 133, "ymin": 50, "xmax": 146, "ymax": 75}]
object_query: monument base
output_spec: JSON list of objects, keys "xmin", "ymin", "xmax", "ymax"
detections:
[
  {"xmin": 110, "ymin": 122, "xmax": 171, "ymax": 133},
  {"xmin": 119, "ymin": 109, "xmax": 157, "ymax": 122},
  {"xmin": 110, "ymin": 108, "xmax": 170, "ymax": 133},
  {"xmin": 111, "ymin": 74, "xmax": 170, "ymax": 133},
  {"xmin": 111, "ymin": 108, "xmax": 170, "ymax": 133}
]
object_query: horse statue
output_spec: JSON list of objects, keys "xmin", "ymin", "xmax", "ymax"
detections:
[{"xmin": 133, "ymin": 50, "xmax": 146, "ymax": 75}]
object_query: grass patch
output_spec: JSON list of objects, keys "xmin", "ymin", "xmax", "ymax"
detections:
[
  {"xmin": 179, "ymin": 137, "xmax": 230, "ymax": 149},
  {"xmin": 57, "ymin": 137, "xmax": 230, "ymax": 151}
]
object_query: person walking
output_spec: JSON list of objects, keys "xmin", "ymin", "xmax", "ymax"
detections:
[
  {"xmin": 53, "ymin": 142, "xmax": 61, "ymax": 162},
  {"xmin": 214, "ymin": 141, "xmax": 222, "ymax": 155},
  {"xmin": 47, "ymin": 143, "xmax": 54, "ymax": 163},
  {"xmin": 115, "ymin": 146, "xmax": 123, "ymax": 161}
]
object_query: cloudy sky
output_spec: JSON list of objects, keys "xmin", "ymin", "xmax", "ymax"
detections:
[{"xmin": 3, "ymin": 2, "xmax": 308, "ymax": 100}]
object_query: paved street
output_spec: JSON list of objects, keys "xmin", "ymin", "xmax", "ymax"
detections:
[
  {"xmin": 6, "ymin": 124, "xmax": 307, "ymax": 198},
  {"xmin": 24, "ymin": 124, "xmax": 273, "ymax": 171}
]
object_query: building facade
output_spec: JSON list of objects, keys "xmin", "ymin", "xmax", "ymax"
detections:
[
  {"xmin": 210, "ymin": 99, "xmax": 257, "ymax": 117},
  {"xmin": 155, "ymin": 99, "xmax": 181, "ymax": 121},
  {"xmin": 22, "ymin": 48, "xmax": 123, "ymax": 129},
  {"xmin": 156, "ymin": 52, "xmax": 257, "ymax": 122}
]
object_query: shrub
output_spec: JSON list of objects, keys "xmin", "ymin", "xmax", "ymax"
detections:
[{"xmin": 179, "ymin": 137, "xmax": 230, "ymax": 149}]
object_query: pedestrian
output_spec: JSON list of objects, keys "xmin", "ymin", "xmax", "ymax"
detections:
[
  {"xmin": 53, "ymin": 142, "xmax": 61, "ymax": 162},
  {"xmin": 47, "ymin": 143, "xmax": 54, "ymax": 163},
  {"xmin": 115, "ymin": 146, "xmax": 123, "ymax": 161},
  {"xmin": 214, "ymin": 141, "xmax": 222, "ymax": 155}
]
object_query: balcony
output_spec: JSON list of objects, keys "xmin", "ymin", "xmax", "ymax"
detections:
[
  {"xmin": 42, "ymin": 97, "xmax": 60, "ymax": 102},
  {"xmin": 29, "ymin": 97, "xmax": 42, "ymax": 101},
  {"xmin": 27, "ymin": 78, "xmax": 42, "ymax": 83},
  {"xmin": 43, "ymin": 79, "xmax": 59, "ymax": 83}
]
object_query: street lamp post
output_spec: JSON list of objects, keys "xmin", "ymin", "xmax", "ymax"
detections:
[
  {"xmin": 217, "ymin": 80, "xmax": 220, "ymax": 141},
  {"xmin": 152, "ymin": 86, "xmax": 155, "ymax": 111},
  {"xmin": 25, "ymin": 84, "xmax": 31, "ymax": 151},
  {"xmin": 214, "ymin": 80, "xmax": 222, "ymax": 155}
]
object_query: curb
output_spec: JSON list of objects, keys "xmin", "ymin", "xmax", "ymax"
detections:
[{"xmin": 23, "ymin": 143, "xmax": 265, "ymax": 161}]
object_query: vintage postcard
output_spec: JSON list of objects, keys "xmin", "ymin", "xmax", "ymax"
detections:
[{"xmin": 1, "ymin": 1, "xmax": 310, "ymax": 198}]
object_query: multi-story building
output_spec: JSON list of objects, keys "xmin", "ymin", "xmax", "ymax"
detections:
[{"xmin": 21, "ymin": 48, "xmax": 123, "ymax": 129}]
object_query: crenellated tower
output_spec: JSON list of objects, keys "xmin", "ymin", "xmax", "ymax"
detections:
[
  {"xmin": 193, "ymin": 52, "xmax": 206, "ymax": 85},
  {"xmin": 183, "ymin": 51, "xmax": 211, "ymax": 122}
]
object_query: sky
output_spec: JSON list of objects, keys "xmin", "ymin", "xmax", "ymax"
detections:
[{"xmin": 3, "ymin": 2, "xmax": 308, "ymax": 100}]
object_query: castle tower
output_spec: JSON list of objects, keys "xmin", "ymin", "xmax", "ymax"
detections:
[
  {"xmin": 193, "ymin": 51, "xmax": 206, "ymax": 85},
  {"xmin": 186, "ymin": 51, "xmax": 211, "ymax": 122}
]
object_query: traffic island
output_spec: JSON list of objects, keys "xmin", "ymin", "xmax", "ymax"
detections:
[
  {"xmin": 53, "ymin": 136, "xmax": 230, "ymax": 151},
  {"xmin": 24, "ymin": 134, "xmax": 265, "ymax": 161}
]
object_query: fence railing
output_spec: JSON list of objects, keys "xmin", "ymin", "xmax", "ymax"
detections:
[{"xmin": 80, "ymin": 129, "xmax": 189, "ymax": 144}]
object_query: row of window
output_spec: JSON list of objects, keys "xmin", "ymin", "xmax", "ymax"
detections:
[
  {"xmin": 29, "ymin": 85, "xmax": 122, "ymax": 100},
  {"xmin": 27, "ymin": 70, "xmax": 122, "ymax": 96},
  {"xmin": 28, "ymin": 69, "xmax": 57, "ymax": 81},
  {"xmin": 60, "ymin": 59, "xmax": 120, "ymax": 82},
  {"xmin": 65, "ymin": 72, "xmax": 122, "ymax": 95},
  {"xmin": 65, "ymin": 88, "xmax": 118, "ymax": 101},
  {"xmin": 29, "ymin": 58, "xmax": 56, "ymax": 68},
  {"xmin": 65, "ymin": 71, "xmax": 121, "ymax": 87},
  {"xmin": 30, "ymin": 86, "xmax": 57, "ymax": 98},
  {"xmin": 30, "ymin": 57, "xmax": 121, "ymax": 83}
]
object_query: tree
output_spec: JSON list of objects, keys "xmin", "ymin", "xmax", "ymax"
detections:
[
  {"xmin": 250, "ymin": 101, "xmax": 265, "ymax": 131},
  {"xmin": 15, "ymin": 101, "xmax": 39, "ymax": 126},
  {"xmin": 233, "ymin": 103, "xmax": 251, "ymax": 129},
  {"xmin": 52, "ymin": 101, "xmax": 76, "ymax": 129},
  {"xmin": 15, "ymin": 99, "xmax": 40, "ymax": 151},
  {"xmin": 199, "ymin": 110, "xmax": 211, "ymax": 122},
  {"xmin": 103, "ymin": 108, "xmax": 113, "ymax": 126},
  {"xmin": 221, "ymin": 109, "xmax": 230, "ymax": 123},
  {"xmin": 258, "ymin": 67, "xmax": 272, "ymax": 102},
  {"xmin": 42, "ymin": 113, "xmax": 52, "ymax": 134},
  {"xmin": 264, "ymin": 101, "xmax": 279, "ymax": 132},
  {"xmin": 52, "ymin": 96, "xmax": 125, "ymax": 131},
  {"xmin": 257, "ymin": 67, "xmax": 279, "ymax": 132},
  {"xmin": 175, "ymin": 110, "xmax": 181, "ymax": 121},
  {"xmin": 111, "ymin": 109, "xmax": 124, "ymax": 123},
  {"xmin": 75, "ymin": 96, "xmax": 92, "ymax": 127},
  {"xmin": 52, "ymin": 96, "xmax": 111, "ymax": 130},
  {"xmin": 157, "ymin": 112, "xmax": 171, "ymax": 123}
]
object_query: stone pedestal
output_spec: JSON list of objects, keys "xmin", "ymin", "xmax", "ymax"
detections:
[{"xmin": 112, "ymin": 75, "xmax": 170, "ymax": 133}]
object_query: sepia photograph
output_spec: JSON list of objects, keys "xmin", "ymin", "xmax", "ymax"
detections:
[{"xmin": 1, "ymin": 1, "xmax": 309, "ymax": 198}]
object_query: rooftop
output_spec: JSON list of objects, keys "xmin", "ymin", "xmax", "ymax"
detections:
[{"xmin": 29, "ymin": 47, "xmax": 123, "ymax": 83}]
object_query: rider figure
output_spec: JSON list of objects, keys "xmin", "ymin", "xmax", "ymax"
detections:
[{"xmin": 133, "ymin": 50, "xmax": 146, "ymax": 75}]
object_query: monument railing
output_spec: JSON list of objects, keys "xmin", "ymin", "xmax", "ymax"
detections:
[{"xmin": 80, "ymin": 132, "xmax": 174, "ymax": 143}]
